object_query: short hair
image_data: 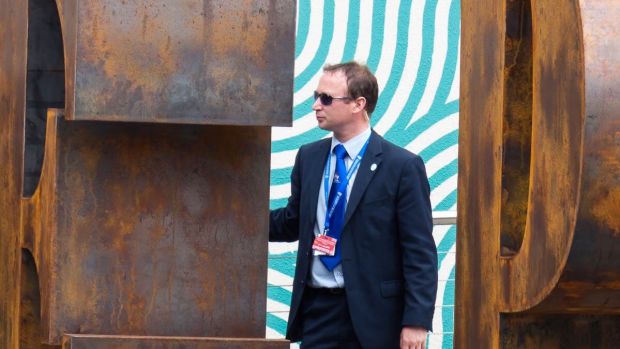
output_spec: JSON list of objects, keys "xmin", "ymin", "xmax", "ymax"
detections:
[{"xmin": 323, "ymin": 61, "xmax": 379, "ymax": 115}]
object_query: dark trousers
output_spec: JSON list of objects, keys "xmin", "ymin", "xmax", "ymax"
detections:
[{"xmin": 299, "ymin": 287, "xmax": 363, "ymax": 349}]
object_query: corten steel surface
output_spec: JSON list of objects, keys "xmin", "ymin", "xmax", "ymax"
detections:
[
  {"xmin": 60, "ymin": 0, "xmax": 295, "ymax": 126},
  {"xmin": 62, "ymin": 334, "xmax": 289, "ymax": 349},
  {"xmin": 456, "ymin": 0, "xmax": 620, "ymax": 348},
  {"xmin": 0, "ymin": 0, "xmax": 295, "ymax": 348},
  {"xmin": 23, "ymin": 111, "xmax": 272, "ymax": 344},
  {"xmin": 0, "ymin": 0, "xmax": 28, "ymax": 347}
]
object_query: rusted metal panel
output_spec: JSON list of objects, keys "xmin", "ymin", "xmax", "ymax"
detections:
[
  {"xmin": 2, "ymin": 0, "xmax": 294, "ymax": 347},
  {"xmin": 497, "ymin": 0, "xmax": 584, "ymax": 312},
  {"xmin": 456, "ymin": 0, "xmax": 620, "ymax": 347},
  {"xmin": 455, "ymin": 0, "xmax": 505, "ymax": 346},
  {"xmin": 23, "ymin": 111, "xmax": 273, "ymax": 344},
  {"xmin": 500, "ymin": 314, "xmax": 620, "ymax": 349},
  {"xmin": 0, "ymin": 0, "xmax": 28, "ymax": 348},
  {"xmin": 62, "ymin": 334, "xmax": 289, "ymax": 349},
  {"xmin": 59, "ymin": 0, "xmax": 295, "ymax": 126},
  {"xmin": 551, "ymin": 0, "xmax": 620, "ymax": 312}
]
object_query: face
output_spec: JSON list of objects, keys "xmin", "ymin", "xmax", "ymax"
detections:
[{"xmin": 312, "ymin": 71, "xmax": 357, "ymax": 135}]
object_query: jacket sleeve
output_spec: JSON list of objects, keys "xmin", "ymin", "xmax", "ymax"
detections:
[
  {"xmin": 269, "ymin": 146, "xmax": 303, "ymax": 242},
  {"xmin": 397, "ymin": 155, "xmax": 438, "ymax": 331}
]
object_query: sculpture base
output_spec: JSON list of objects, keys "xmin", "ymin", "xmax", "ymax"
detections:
[
  {"xmin": 62, "ymin": 334, "xmax": 289, "ymax": 349},
  {"xmin": 501, "ymin": 314, "xmax": 620, "ymax": 348}
]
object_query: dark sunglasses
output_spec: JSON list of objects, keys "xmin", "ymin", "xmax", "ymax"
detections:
[{"xmin": 313, "ymin": 91, "xmax": 353, "ymax": 106}]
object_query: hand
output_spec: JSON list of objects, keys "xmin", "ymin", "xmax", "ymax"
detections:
[{"xmin": 400, "ymin": 326, "xmax": 428, "ymax": 349}]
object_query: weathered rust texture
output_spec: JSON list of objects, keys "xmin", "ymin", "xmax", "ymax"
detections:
[
  {"xmin": 456, "ymin": 0, "xmax": 620, "ymax": 348},
  {"xmin": 500, "ymin": 0, "xmax": 532, "ymax": 255},
  {"xmin": 24, "ymin": 111, "xmax": 273, "ymax": 344},
  {"xmin": 62, "ymin": 334, "xmax": 289, "ymax": 349},
  {"xmin": 0, "ymin": 0, "xmax": 28, "ymax": 348},
  {"xmin": 500, "ymin": 314, "xmax": 620, "ymax": 348},
  {"xmin": 19, "ymin": 250, "xmax": 46, "ymax": 349},
  {"xmin": 1, "ymin": 0, "xmax": 294, "ymax": 348},
  {"xmin": 59, "ymin": 0, "xmax": 295, "ymax": 125}
]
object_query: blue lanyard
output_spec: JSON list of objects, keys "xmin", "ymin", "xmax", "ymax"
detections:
[{"xmin": 322, "ymin": 137, "xmax": 370, "ymax": 233}]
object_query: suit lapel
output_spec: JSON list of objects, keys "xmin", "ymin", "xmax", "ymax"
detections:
[
  {"xmin": 343, "ymin": 131, "xmax": 383, "ymax": 227},
  {"xmin": 303, "ymin": 139, "xmax": 331, "ymax": 233}
]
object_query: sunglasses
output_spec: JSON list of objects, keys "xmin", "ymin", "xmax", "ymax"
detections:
[{"xmin": 313, "ymin": 91, "xmax": 353, "ymax": 106}]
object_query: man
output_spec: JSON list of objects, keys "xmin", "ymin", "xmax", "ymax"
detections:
[{"xmin": 270, "ymin": 61, "xmax": 437, "ymax": 349}]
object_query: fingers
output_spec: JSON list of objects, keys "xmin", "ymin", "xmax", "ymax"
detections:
[
  {"xmin": 400, "ymin": 327, "xmax": 427, "ymax": 349},
  {"xmin": 400, "ymin": 338, "xmax": 426, "ymax": 349}
]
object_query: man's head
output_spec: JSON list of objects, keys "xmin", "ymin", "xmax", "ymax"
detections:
[
  {"xmin": 313, "ymin": 61, "xmax": 379, "ymax": 141},
  {"xmin": 323, "ymin": 62, "xmax": 378, "ymax": 115}
]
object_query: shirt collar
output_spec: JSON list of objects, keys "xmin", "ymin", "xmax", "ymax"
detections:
[{"xmin": 330, "ymin": 127, "xmax": 372, "ymax": 159}]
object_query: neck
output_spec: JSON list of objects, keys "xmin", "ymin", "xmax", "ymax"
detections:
[{"xmin": 333, "ymin": 122, "xmax": 370, "ymax": 143}]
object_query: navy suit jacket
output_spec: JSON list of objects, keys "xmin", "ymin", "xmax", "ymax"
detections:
[{"xmin": 269, "ymin": 131, "xmax": 437, "ymax": 348}]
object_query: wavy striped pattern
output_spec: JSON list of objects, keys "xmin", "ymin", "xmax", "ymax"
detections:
[{"xmin": 268, "ymin": 1, "xmax": 459, "ymax": 347}]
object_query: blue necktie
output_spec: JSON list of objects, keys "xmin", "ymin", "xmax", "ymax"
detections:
[{"xmin": 321, "ymin": 144, "xmax": 348, "ymax": 271}]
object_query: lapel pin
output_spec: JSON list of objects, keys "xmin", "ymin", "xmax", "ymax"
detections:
[{"xmin": 370, "ymin": 163, "xmax": 377, "ymax": 171}]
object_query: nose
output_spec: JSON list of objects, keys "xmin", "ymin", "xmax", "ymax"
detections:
[{"xmin": 312, "ymin": 96, "xmax": 322, "ymax": 111}]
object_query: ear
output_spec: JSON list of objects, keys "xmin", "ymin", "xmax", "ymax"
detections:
[{"xmin": 351, "ymin": 96, "xmax": 367, "ymax": 114}]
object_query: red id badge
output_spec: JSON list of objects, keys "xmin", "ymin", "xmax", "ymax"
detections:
[{"xmin": 312, "ymin": 235, "xmax": 337, "ymax": 256}]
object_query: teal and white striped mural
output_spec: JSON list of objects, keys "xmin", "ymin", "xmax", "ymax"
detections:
[{"xmin": 266, "ymin": 0, "xmax": 459, "ymax": 347}]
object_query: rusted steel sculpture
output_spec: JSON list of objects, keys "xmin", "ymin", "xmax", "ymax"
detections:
[
  {"xmin": 456, "ymin": 0, "xmax": 620, "ymax": 348},
  {"xmin": 0, "ymin": 1, "xmax": 294, "ymax": 348}
]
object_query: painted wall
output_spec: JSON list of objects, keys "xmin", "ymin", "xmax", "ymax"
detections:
[{"xmin": 266, "ymin": 1, "xmax": 459, "ymax": 348}]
